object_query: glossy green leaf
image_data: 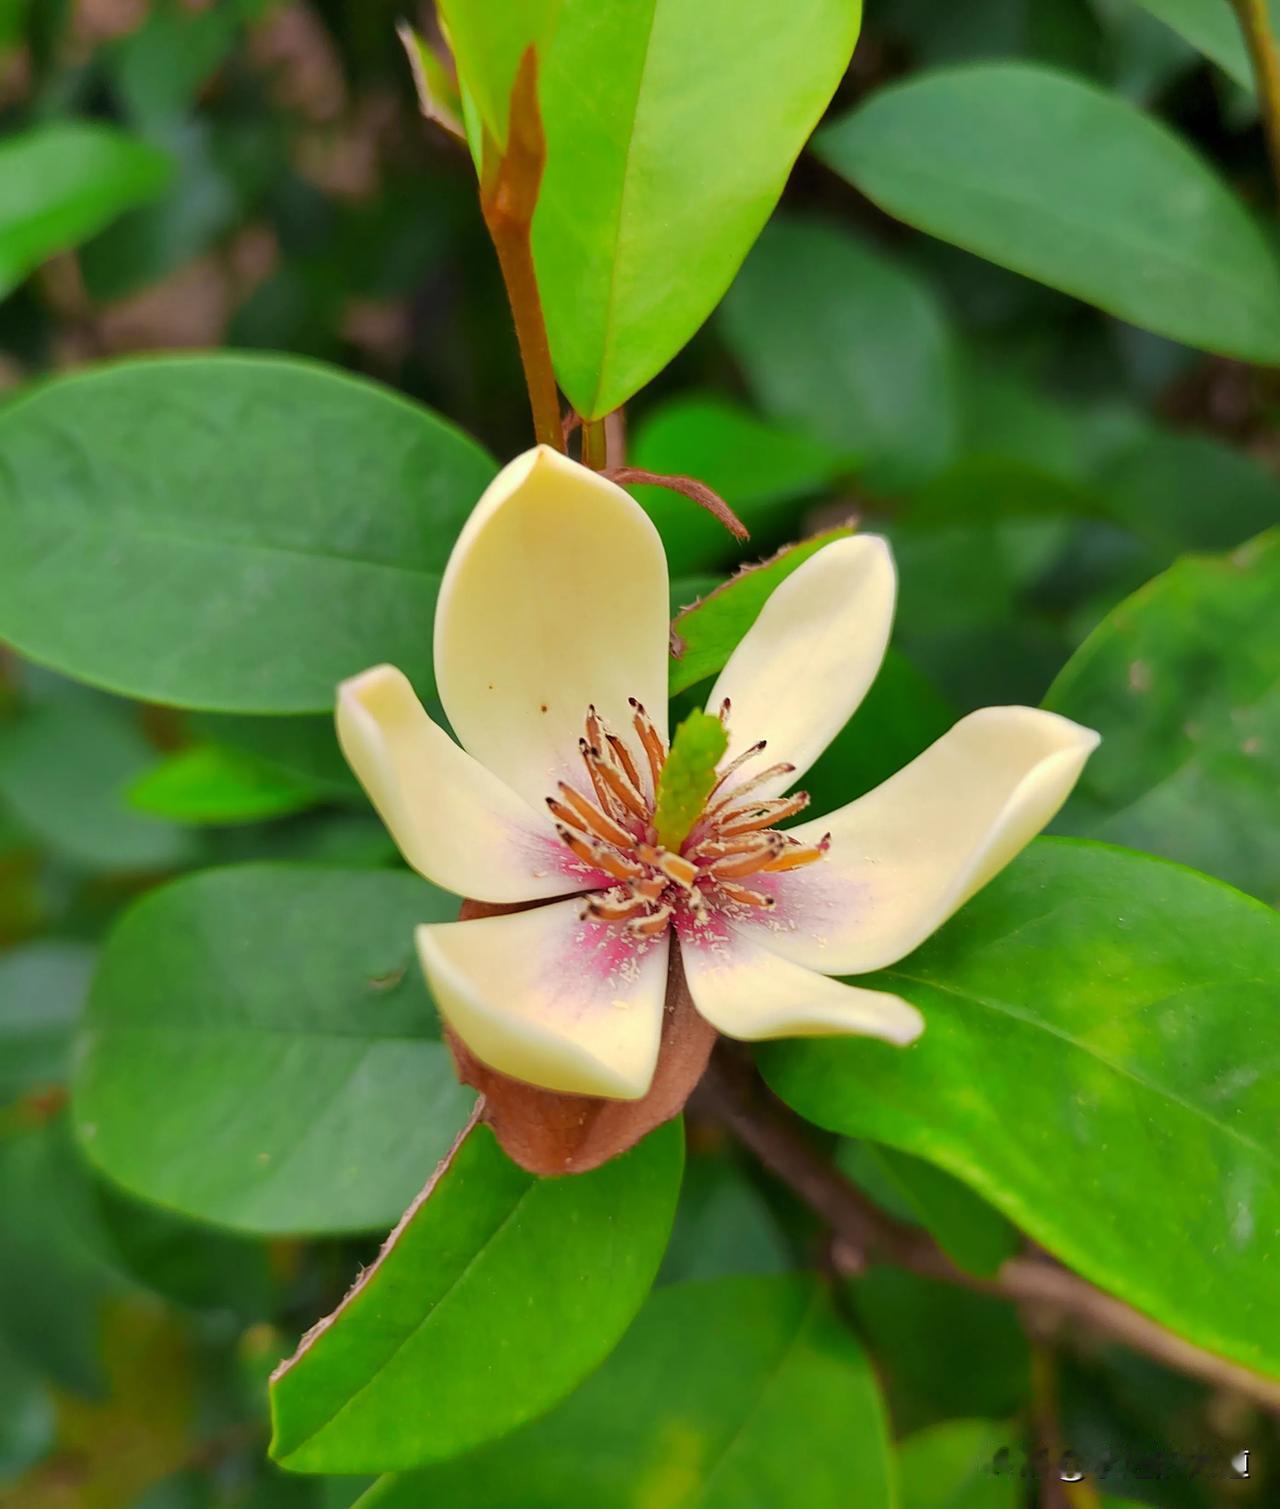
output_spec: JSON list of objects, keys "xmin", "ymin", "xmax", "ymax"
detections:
[
  {"xmin": 764, "ymin": 839, "xmax": 1280, "ymax": 1378},
  {"xmin": 721, "ymin": 216, "xmax": 957, "ymax": 490},
  {"xmin": 127, "ymin": 745, "xmax": 325, "ymax": 825},
  {"xmin": 534, "ymin": 1, "xmax": 862, "ymax": 417},
  {"xmin": 669, "ymin": 527, "xmax": 853, "ymax": 696},
  {"xmin": 355, "ymin": 1275, "xmax": 894, "ymax": 1507},
  {"xmin": 270, "ymin": 1118, "xmax": 683, "ymax": 1474},
  {"xmin": 0, "ymin": 696, "xmax": 192, "ymax": 874},
  {"xmin": 629, "ymin": 393, "xmax": 846, "ymax": 573},
  {"xmin": 0, "ymin": 940, "xmax": 95, "ymax": 1104},
  {"xmin": 0, "ymin": 123, "xmax": 170, "ymax": 298},
  {"xmin": 0, "ymin": 356, "xmax": 494, "ymax": 713},
  {"xmin": 73, "ymin": 865, "xmax": 475, "ymax": 1235},
  {"xmin": 192, "ymin": 713, "xmax": 361, "ymax": 798},
  {"xmin": 1045, "ymin": 531, "xmax": 1280, "ymax": 901},
  {"xmin": 899, "ymin": 1419, "xmax": 1019, "ymax": 1509},
  {"xmin": 839, "ymin": 1142, "xmax": 1019, "ymax": 1278},
  {"xmin": 818, "ymin": 63, "xmax": 1280, "ymax": 362}
]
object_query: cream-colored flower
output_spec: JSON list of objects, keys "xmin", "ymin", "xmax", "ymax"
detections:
[{"xmin": 337, "ymin": 446, "xmax": 1099, "ymax": 1101}]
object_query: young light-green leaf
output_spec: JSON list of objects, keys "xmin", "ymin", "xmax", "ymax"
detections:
[
  {"xmin": 818, "ymin": 62, "xmax": 1280, "ymax": 363},
  {"xmin": 0, "ymin": 123, "xmax": 171, "ymax": 298},
  {"xmin": 533, "ymin": 0, "xmax": 862, "ymax": 418},
  {"xmin": 269, "ymin": 1118, "xmax": 683, "ymax": 1474},
  {"xmin": 127, "ymin": 744, "xmax": 325, "ymax": 825},
  {"xmin": 653, "ymin": 711, "xmax": 728, "ymax": 850},
  {"xmin": 0, "ymin": 356, "xmax": 494, "ymax": 714},
  {"xmin": 72, "ymin": 865, "xmax": 475, "ymax": 1235},
  {"xmin": 764, "ymin": 838, "xmax": 1280, "ymax": 1379},
  {"xmin": 356, "ymin": 1276, "xmax": 894, "ymax": 1508}
]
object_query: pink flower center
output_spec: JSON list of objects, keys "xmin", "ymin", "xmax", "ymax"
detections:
[{"xmin": 545, "ymin": 699, "xmax": 829, "ymax": 939}]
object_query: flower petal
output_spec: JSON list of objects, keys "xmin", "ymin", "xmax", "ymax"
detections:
[
  {"xmin": 679, "ymin": 917, "xmax": 923, "ymax": 1045},
  {"xmin": 337, "ymin": 664, "xmax": 581, "ymax": 903},
  {"xmin": 707, "ymin": 534, "xmax": 896, "ymax": 797},
  {"xmin": 416, "ymin": 897, "xmax": 670, "ymax": 1100},
  {"xmin": 434, "ymin": 446, "xmax": 670, "ymax": 808},
  {"xmin": 748, "ymin": 706, "xmax": 1100, "ymax": 975}
]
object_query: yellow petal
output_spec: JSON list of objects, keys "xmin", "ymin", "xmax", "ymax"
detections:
[
  {"xmin": 337, "ymin": 664, "xmax": 581, "ymax": 903},
  {"xmin": 753, "ymin": 706, "xmax": 1100, "ymax": 975},
  {"xmin": 416, "ymin": 898, "xmax": 670, "ymax": 1100},
  {"xmin": 435, "ymin": 446, "xmax": 670, "ymax": 808},
  {"xmin": 707, "ymin": 535, "xmax": 896, "ymax": 798},
  {"xmin": 679, "ymin": 919, "xmax": 922, "ymax": 1044}
]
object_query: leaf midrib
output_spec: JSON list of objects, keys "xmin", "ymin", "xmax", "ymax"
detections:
[
  {"xmin": 887, "ymin": 968, "xmax": 1277, "ymax": 1169},
  {"xmin": 280, "ymin": 1185, "xmax": 534, "ymax": 1457},
  {"xmin": 838, "ymin": 140, "xmax": 1280, "ymax": 339}
]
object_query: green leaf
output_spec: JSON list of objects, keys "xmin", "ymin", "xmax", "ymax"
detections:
[
  {"xmin": 847, "ymin": 1268, "xmax": 1029, "ymax": 1432},
  {"xmin": 192, "ymin": 713, "xmax": 361, "ymax": 799},
  {"xmin": 0, "ymin": 123, "xmax": 170, "ymax": 298},
  {"xmin": 269, "ymin": 1119, "xmax": 684, "ymax": 1474},
  {"xmin": 72, "ymin": 865, "xmax": 475, "ymax": 1235},
  {"xmin": 1096, "ymin": 432, "xmax": 1280, "ymax": 555},
  {"xmin": 0, "ymin": 940, "xmax": 95, "ymax": 1104},
  {"xmin": 127, "ymin": 745, "xmax": 325, "ymax": 825},
  {"xmin": 721, "ymin": 216, "xmax": 958, "ymax": 490},
  {"xmin": 355, "ymin": 1275, "xmax": 894, "ymax": 1508},
  {"xmin": 839, "ymin": 1142, "xmax": 1019, "ymax": 1278},
  {"xmin": 435, "ymin": 0, "xmax": 559, "ymax": 148},
  {"xmin": 1045, "ymin": 531, "xmax": 1280, "ymax": 902},
  {"xmin": 0, "ymin": 1116, "xmax": 128, "ymax": 1393},
  {"xmin": 899, "ymin": 1419, "xmax": 1019, "ymax": 1509},
  {"xmin": 654, "ymin": 711, "xmax": 728, "ymax": 850},
  {"xmin": 818, "ymin": 63, "xmax": 1280, "ymax": 362},
  {"xmin": 658, "ymin": 1150, "xmax": 790, "ymax": 1283},
  {"xmin": 629, "ymin": 393, "xmax": 846, "ymax": 574},
  {"xmin": 800, "ymin": 649, "xmax": 954, "ymax": 815},
  {"xmin": 669, "ymin": 528, "xmax": 853, "ymax": 696},
  {"xmin": 763, "ymin": 838, "xmax": 1280, "ymax": 1379},
  {"xmin": 0, "ymin": 695, "xmax": 192, "ymax": 874},
  {"xmin": 1129, "ymin": 0, "xmax": 1279, "ymax": 90},
  {"xmin": 534, "ymin": 0, "xmax": 863, "ymax": 417},
  {"xmin": 0, "ymin": 355, "xmax": 494, "ymax": 714}
]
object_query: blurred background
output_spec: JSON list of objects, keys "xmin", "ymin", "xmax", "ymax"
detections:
[{"xmin": 1, "ymin": 2, "xmax": 1278, "ymax": 1505}]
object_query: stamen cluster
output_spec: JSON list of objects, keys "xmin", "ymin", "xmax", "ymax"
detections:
[{"xmin": 547, "ymin": 700, "xmax": 829, "ymax": 939}]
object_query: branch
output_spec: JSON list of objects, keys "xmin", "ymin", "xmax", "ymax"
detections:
[
  {"xmin": 1231, "ymin": 0, "xmax": 1280, "ymax": 209},
  {"xmin": 479, "ymin": 49, "xmax": 563, "ymax": 451},
  {"xmin": 604, "ymin": 467, "xmax": 749, "ymax": 541},
  {"xmin": 699, "ymin": 1046, "xmax": 1280, "ymax": 1412}
]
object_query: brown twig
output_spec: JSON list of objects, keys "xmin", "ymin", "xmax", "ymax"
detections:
[
  {"xmin": 604, "ymin": 467, "xmax": 749, "ymax": 541},
  {"xmin": 699, "ymin": 1046, "xmax": 1280, "ymax": 1412},
  {"xmin": 1231, "ymin": 0, "xmax": 1280, "ymax": 208},
  {"xmin": 479, "ymin": 49, "xmax": 563, "ymax": 451}
]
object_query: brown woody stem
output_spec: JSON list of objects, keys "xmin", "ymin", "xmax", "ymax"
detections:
[
  {"xmin": 479, "ymin": 49, "xmax": 563, "ymax": 451},
  {"xmin": 1231, "ymin": 0, "xmax": 1280, "ymax": 209},
  {"xmin": 699, "ymin": 1046, "xmax": 1280, "ymax": 1412}
]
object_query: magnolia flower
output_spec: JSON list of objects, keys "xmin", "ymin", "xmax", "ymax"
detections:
[{"xmin": 337, "ymin": 446, "xmax": 1098, "ymax": 1107}]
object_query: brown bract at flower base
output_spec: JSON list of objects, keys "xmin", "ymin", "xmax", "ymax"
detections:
[{"xmin": 450, "ymin": 898, "xmax": 716, "ymax": 1175}]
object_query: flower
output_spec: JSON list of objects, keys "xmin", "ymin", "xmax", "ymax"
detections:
[{"xmin": 337, "ymin": 446, "xmax": 1099, "ymax": 1104}]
